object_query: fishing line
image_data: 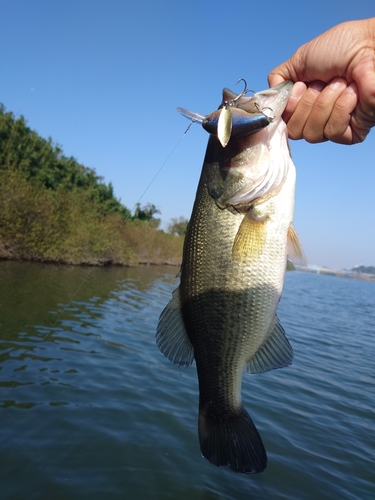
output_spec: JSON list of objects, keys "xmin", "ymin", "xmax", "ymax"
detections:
[
  {"xmin": 1, "ymin": 124, "xmax": 193, "ymax": 396},
  {"xmin": 47, "ymin": 124, "xmax": 192, "ymax": 330},
  {"xmin": 128, "ymin": 121, "xmax": 193, "ymax": 214},
  {"xmin": 44, "ymin": 126, "xmax": 191, "ymax": 338}
]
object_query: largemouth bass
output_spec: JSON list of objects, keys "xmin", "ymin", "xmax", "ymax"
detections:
[{"xmin": 157, "ymin": 80, "xmax": 304, "ymax": 474}]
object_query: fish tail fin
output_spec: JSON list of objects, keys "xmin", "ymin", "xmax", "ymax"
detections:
[{"xmin": 198, "ymin": 405, "xmax": 267, "ymax": 474}]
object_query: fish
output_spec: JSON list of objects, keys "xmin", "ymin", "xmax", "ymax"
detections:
[{"xmin": 156, "ymin": 80, "xmax": 305, "ymax": 474}]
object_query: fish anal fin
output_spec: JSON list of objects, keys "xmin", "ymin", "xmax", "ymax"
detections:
[
  {"xmin": 156, "ymin": 286, "xmax": 194, "ymax": 368},
  {"xmin": 232, "ymin": 209, "xmax": 268, "ymax": 260},
  {"xmin": 246, "ymin": 315, "xmax": 293, "ymax": 374},
  {"xmin": 287, "ymin": 224, "xmax": 307, "ymax": 266}
]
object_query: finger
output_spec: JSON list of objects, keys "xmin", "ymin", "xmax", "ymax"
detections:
[
  {"xmin": 302, "ymin": 78, "xmax": 348, "ymax": 143},
  {"xmin": 324, "ymin": 82, "xmax": 358, "ymax": 144},
  {"xmin": 352, "ymin": 55, "xmax": 375, "ymax": 130},
  {"xmin": 286, "ymin": 80, "xmax": 326, "ymax": 140},
  {"xmin": 268, "ymin": 58, "xmax": 301, "ymax": 87},
  {"xmin": 282, "ymin": 82, "xmax": 307, "ymax": 122},
  {"xmin": 267, "ymin": 72, "xmax": 286, "ymax": 87},
  {"xmin": 350, "ymin": 78, "xmax": 374, "ymax": 143}
]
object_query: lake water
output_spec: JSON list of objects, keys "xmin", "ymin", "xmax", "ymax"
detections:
[{"xmin": 0, "ymin": 261, "xmax": 374, "ymax": 499}]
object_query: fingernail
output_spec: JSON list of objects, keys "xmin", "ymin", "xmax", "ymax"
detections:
[
  {"xmin": 328, "ymin": 79, "xmax": 346, "ymax": 91},
  {"xmin": 291, "ymin": 82, "xmax": 306, "ymax": 98},
  {"xmin": 345, "ymin": 82, "xmax": 357, "ymax": 95}
]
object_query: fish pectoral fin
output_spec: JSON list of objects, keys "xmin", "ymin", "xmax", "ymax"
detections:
[
  {"xmin": 156, "ymin": 286, "xmax": 194, "ymax": 368},
  {"xmin": 246, "ymin": 315, "xmax": 293, "ymax": 374},
  {"xmin": 232, "ymin": 209, "xmax": 268, "ymax": 260},
  {"xmin": 287, "ymin": 224, "xmax": 308, "ymax": 266}
]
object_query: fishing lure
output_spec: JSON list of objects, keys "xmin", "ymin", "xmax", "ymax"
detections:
[{"xmin": 177, "ymin": 79, "xmax": 274, "ymax": 147}]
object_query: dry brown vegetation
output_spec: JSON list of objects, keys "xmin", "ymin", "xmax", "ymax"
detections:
[
  {"xmin": 0, "ymin": 170, "xmax": 184, "ymax": 266},
  {"xmin": 0, "ymin": 105, "xmax": 184, "ymax": 266}
]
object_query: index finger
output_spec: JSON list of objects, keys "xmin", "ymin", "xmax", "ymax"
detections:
[
  {"xmin": 268, "ymin": 73, "xmax": 286, "ymax": 87},
  {"xmin": 282, "ymin": 82, "xmax": 307, "ymax": 122}
]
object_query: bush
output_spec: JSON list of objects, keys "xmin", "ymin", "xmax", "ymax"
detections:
[{"xmin": 0, "ymin": 104, "xmax": 184, "ymax": 266}]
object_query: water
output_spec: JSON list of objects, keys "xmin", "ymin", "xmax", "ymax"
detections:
[{"xmin": 0, "ymin": 261, "xmax": 374, "ymax": 499}]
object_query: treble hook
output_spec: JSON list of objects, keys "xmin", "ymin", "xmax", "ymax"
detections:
[
  {"xmin": 221, "ymin": 78, "xmax": 252, "ymax": 109},
  {"xmin": 231, "ymin": 78, "xmax": 249, "ymax": 103},
  {"xmin": 254, "ymin": 101, "xmax": 275, "ymax": 120}
]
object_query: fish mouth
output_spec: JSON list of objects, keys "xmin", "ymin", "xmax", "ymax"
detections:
[
  {"xmin": 176, "ymin": 81, "xmax": 293, "ymax": 147},
  {"xmin": 235, "ymin": 81, "xmax": 293, "ymax": 121}
]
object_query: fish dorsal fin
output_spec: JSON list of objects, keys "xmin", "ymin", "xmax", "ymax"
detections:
[
  {"xmin": 156, "ymin": 286, "xmax": 194, "ymax": 368},
  {"xmin": 287, "ymin": 224, "xmax": 307, "ymax": 266},
  {"xmin": 246, "ymin": 315, "xmax": 293, "ymax": 374},
  {"xmin": 232, "ymin": 209, "xmax": 268, "ymax": 260}
]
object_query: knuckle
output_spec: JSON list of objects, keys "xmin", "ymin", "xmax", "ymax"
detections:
[
  {"xmin": 303, "ymin": 133, "xmax": 323, "ymax": 144},
  {"xmin": 303, "ymin": 122, "xmax": 324, "ymax": 143},
  {"xmin": 287, "ymin": 124, "xmax": 303, "ymax": 141}
]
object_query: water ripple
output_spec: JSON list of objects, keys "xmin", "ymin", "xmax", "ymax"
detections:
[{"xmin": 0, "ymin": 263, "xmax": 374, "ymax": 499}]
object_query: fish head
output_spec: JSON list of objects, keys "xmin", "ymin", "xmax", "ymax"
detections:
[
  {"xmin": 202, "ymin": 81, "xmax": 293, "ymax": 147},
  {"xmin": 222, "ymin": 81, "xmax": 293, "ymax": 134},
  {"xmin": 206, "ymin": 81, "xmax": 294, "ymax": 208},
  {"xmin": 177, "ymin": 81, "xmax": 293, "ymax": 148}
]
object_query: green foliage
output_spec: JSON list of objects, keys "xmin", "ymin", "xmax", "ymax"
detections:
[
  {"xmin": 0, "ymin": 104, "xmax": 184, "ymax": 265},
  {"xmin": 0, "ymin": 169, "xmax": 136, "ymax": 264},
  {"xmin": 0, "ymin": 103, "xmax": 131, "ymax": 218},
  {"xmin": 132, "ymin": 203, "xmax": 161, "ymax": 228},
  {"xmin": 167, "ymin": 216, "xmax": 189, "ymax": 236}
]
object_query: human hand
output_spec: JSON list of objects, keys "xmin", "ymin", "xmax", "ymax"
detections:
[{"xmin": 268, "ymin": 18, "xmax": 375, "ymax": 144}]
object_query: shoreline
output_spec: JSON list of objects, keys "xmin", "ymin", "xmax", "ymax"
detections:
[
  {"xmin": 1, "ymin": 255, "xmax": 373, "ymax": 282},
  {"xmin": 1, "ymin": 243, "xmax": 372, "ymax": 281},
  {"xmin": 296, "ymin": 267, "xmax": 375, "ymax": 283},
  {"xmin": 0, "ymin": 255, "xmax": 181, "ymax": 268},
  {"xmin": 0, "ymin": 240, "xmax": 182, "ymax": 268}
]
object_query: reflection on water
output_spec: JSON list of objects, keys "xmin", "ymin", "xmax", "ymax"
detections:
[{"xmin": 0, "ymin": 261, "xmax": 374, "ymax": 500}]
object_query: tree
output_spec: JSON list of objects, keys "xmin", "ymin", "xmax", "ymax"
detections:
[
  {"xmin": 167, "ymin": 217, "xmax": 189, "ymax": 236},
  {"xmin": 133, "ymin": 203, "xmax": 161, "ymax": 228},
  {"xmin": 0, "ymin": 102, "xmax": 131, "ymax": 218}
]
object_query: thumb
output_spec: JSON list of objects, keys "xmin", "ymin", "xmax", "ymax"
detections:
[{"xmin": 268, "ymin": 61, "xmax": 298, "ymax": 87}]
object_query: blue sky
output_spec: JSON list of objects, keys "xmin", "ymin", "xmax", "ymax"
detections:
[{"xmin": 1, "ymin": 0, "xmax": 374, "ymax": 269}]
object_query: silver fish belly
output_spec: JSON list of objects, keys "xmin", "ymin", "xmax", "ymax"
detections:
[{"xmin": 157, "ymin": 81, "xmax": 303, "ymax": 474}]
